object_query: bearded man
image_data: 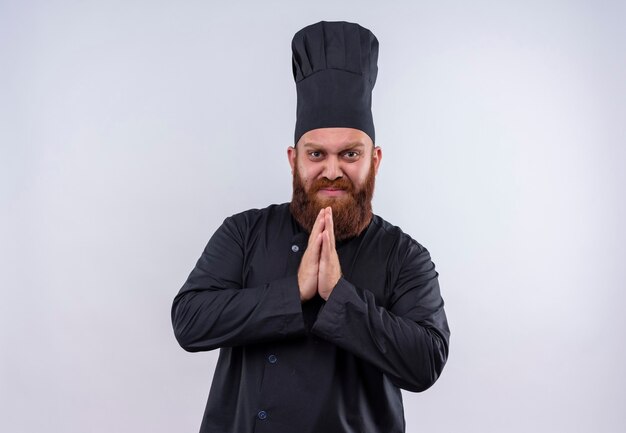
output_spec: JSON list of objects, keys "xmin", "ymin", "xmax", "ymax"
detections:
[{"xmin": 172, "ymin": 21, "xmax": 449, "ymax": 433}]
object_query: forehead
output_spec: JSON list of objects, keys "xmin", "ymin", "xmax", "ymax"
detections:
[{"xmin": 297, "ymin": 127, "xmax": 373, "ymax": 151}]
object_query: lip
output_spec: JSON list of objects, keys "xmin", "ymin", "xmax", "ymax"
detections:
[{"xmin": 317, "ymin": 188, "xmax": 347, "ymax": 197}]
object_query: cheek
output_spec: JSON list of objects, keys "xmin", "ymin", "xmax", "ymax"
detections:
[
  {"xmin": 297, "ymin": 163, "xmax": 306, "ymax": 180},
  {"xmin": 346, "ymin": 164, "xmax": 369, "ymax": 185},
  {"xmin": 295, "ymin": 164, "xmax": 312, "ymax": 187},
  {"xmin": 298, "ymin": 162, "xmax": 318, "ymax": 182}
]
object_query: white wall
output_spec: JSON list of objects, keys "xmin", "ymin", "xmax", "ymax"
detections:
[{"xmin": 1, "ymin": 1, "xmax": 625, "ymax": 432}]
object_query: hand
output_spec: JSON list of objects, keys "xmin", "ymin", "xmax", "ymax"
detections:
[
  {"xmin": 317, "ymin": 208, "xmax": 342, "ymax": 301},
  {"xmin": 297, "ymin": 208, "xmax": 325, "ymax": 302}
]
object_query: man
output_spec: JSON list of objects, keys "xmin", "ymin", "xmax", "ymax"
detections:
[{"xmin": 172, "ymin": 21, "xmax": 449, "ymax": 433}]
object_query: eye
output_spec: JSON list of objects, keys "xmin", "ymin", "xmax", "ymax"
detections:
[
  {"xmin": 342, "ymin": 150, "xmax": 360, "ymax": 161},
  {"xmin": 308, "ymin": 151, "xmax": 323, "ymax": 160}
]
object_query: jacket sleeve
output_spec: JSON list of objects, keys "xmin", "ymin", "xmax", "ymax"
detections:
[
  {"xmin": 171, "ymin": 216, "xmax": 306, "ymax": 352},
  {"xmin": 310, "ymin": 242, "xmax": 450, "ymax": 392}
]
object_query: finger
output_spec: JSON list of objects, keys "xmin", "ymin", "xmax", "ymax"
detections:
[
  {"xmin": 298, "ymin": 231, "xmax": 323, "ymax": 302},
  {"xmin": 308, "ymin": 208, "xmax": 326, "ymax": 245},
  {"xmin": 323, "ymin": 207, "xmax": 335, "ymax": 247},
  {"xmin": 319, "ymin": 229, "xmax": 341, "ymax": 294},
  {"xmin": 305, "ymin": 231, "xmax": 323, "ymax": 261},
  {"xmin": 321, "ymin": 229, "xmax": 333, "ymax": 264},
  {"xmin": 326, "ymin": 207, "xmax": 336, "ymax": 246},
  {"xmin": 321, "ymin": 229, "xmax": 328, "ymax": 247},
  {"xmin": 319, "ymin": 230, "xmax": 327, "ymax": 265},
  {"xmin": 299, "ymin": 232, "xmax": 322, "ymax": 283},
  {"xmin": 313, "ymin": 231, "xmax": 323, "ymax": 256}
]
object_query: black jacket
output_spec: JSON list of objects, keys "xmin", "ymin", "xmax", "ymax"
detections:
[{"xmin": 172, "ymin": 203, "xmax": 449, "ymax": 433}]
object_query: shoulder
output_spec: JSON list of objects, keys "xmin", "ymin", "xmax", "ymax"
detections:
[
  {"xmin": 221, "ymin": 203, "xmax": 292, "ymax": 238},
  {"xmin": 366, "ymin": 216, "xmax": 439, "ymax": 283},
  {"xmin": 368, "ymin": 214, "xmax": 429, "ymax": 257},
  {"xmin": 226, "ymin": 203, "xmax": 290, "ymax": 226}
]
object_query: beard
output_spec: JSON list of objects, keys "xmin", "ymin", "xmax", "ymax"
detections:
[{"xmin": 290, "ymin": 158, "xmax": 376, "ymax": 241}]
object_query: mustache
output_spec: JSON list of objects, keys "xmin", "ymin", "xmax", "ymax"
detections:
[{"xmin": 309, "ymin": 177, "xmax": 354, "ymax": 193}]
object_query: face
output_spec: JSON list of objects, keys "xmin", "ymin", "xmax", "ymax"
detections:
[{"xmin": 288, "ymin": 127, "xmax": 382, "ymax": 240}]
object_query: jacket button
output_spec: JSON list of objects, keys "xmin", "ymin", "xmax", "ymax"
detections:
[
  {"xmin": 268, "ymin": 354, "xmax": 278, "ymax": 364},
  {"xmin": 291, "ymin": 244, "xmax": 300, "ymax": 252},
  {"xmin": 257, "ymin": 410, "xmax": 268, "ymax": 420}
]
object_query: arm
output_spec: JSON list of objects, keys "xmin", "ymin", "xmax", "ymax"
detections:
[
  {"xmin": 171, "ymin": 216, "xmax": 305, "ymax": 352},
  {"xmin": 311, "ymin": 242, "xmax": 450, "ymax": 392}
]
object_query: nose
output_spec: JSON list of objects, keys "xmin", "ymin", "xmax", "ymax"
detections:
[{"xmin": 322, "ymin": 156, "xmax": 343, "ymax": 180}]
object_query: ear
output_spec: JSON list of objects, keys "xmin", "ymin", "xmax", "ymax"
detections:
[
  {"xmin": 373, "ymin": 146, "xmax": 382, "ymax": 174},
  {"xmin": 287, "ymin": 146, "xmax": 296, "ymax": 174}
]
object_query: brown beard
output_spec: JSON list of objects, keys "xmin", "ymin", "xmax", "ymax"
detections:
[{"xmin": 290, "ymin": 157, "xmax": 376, "ymax": 241}]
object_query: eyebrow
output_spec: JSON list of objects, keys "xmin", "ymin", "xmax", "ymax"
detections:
[{"xmin": 301, "ymin": 142, "xmax": 366, "ymax": 150}]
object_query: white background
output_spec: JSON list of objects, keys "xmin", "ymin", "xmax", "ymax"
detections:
[{"xmin": 1, "ymin": 1, "xmax": 625, "ymax": 432}]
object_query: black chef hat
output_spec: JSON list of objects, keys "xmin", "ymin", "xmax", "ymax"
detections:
[{"xmin": 292, "ymin": 21, "xmax": 379, "ymax": 145}]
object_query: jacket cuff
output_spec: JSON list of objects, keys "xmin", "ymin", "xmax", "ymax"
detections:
[
  {"xmin": 271, "ymin": 275, "xmax": 307, "ymax": 337},
  {"xmin": 310, "ymin": 277, "xmax": 357, "ymax": 339}
]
